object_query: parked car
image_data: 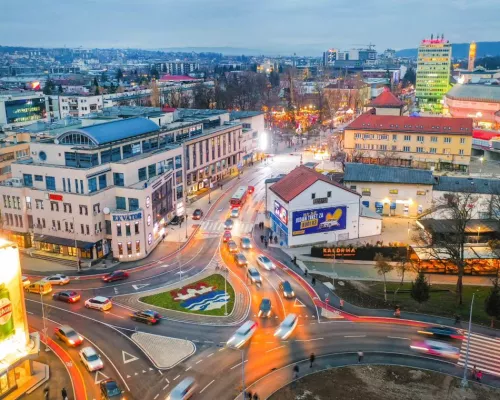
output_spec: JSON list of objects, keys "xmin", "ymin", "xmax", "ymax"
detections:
[
  {"xmin": 224, "ymin": 218, "xmax": 234, "ymax": 230},
  {"xmin": 417, "ymin": 326, "xmax": 464, "ymax": 340},
  {"xmin": 53, "ymin": 290, "xmax": 80, "ymax": 303},
  {"xmin": 233, "ymin": 253, "xmax": 248, "ymax": 267},
  {"xmin": 274, "ymin": 313, "xmax": 298, "ymax": 339},
  {"xmin": 85, "ymin": 296, "xmax": 112, "ymax": 311},
  {"xmin": 227, "ymin": 240, "xmax": 239, "ymax": 253},
  {"xmin": 102, "ymin": 270, "xmax": 129, "ymax": 283},
  {"xmin": 240, "ymin": 237, "xmax": 252, "ymax": 249},
  {"xmin": 192, "ymin": 209, "xmax": 203, "ymax": 220},
  {"xmin": 170, "ymin": 215, "xmax": 185, "ymax": 225},
  {"xmin": 247, "ymin": 267, "xmax": 262, "ymax": 284},
  {"xmin": 131, "ymin": 310, "xmax": 161, "ymax": 325},
  {"xmin": 167, "ymin": 377, "xmax": 197, "ymax": 400},
  {"xmin": 99, "ymin": 379, "xmax": 125, "ymax": 400},
  {"xmin": 256, "ymin": 254, "xmax": 275, "ymax": 270},
  {"xmin": 223, "ymin": 230, "xmax": 232, "ymax": 242},
  {"xmin": 279, "ymin": 281, "xmax": 295, "ymax": 299},
  {"xmin": 42, "ymin": 274, "xmax": 70, "ymax": 286},
  {"xmin": 54, "ymin": 325, "xmax": 83, "ymax": 347},
  {"xmin": 79, "ymin": 346, "xmax": 104, "ymax": 371},
  {"xmin": 258, "ymin": 298, "xmax": 272, "ymax": 318},
  {"xmin": 226, "ymin": 320, "xmax": 258, "ymax": 348}
]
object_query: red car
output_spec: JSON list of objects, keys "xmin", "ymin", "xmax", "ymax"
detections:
[
  {"xmin": 223, "ymin": 230, "xmax": 232, "ymax": 242},
  {"xmin": 248, "ymin": 186, "xmax": 255, "ymax": 194},
  {"xmin": 102, "ymin": 270, "xmax": 129, "ymax": 283}
]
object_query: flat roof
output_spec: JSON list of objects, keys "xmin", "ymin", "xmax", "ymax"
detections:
[{"xmin": 446, "ymin": 84, "xmax": 500, "ymax": 103}]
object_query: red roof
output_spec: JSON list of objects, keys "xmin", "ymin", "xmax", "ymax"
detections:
[
  {"xmin": 159, "ymin": 75, "xmax": 198, "ymax": 82},
  {"xmin": 369, "ymin": 89, "xmax": 404, "ymax": 108},
  {"xmin": 269, "ymin": 165, "xmax": 359, "ymax": 203},
  {"xmin": 346, "ymin": 113, "xmax": 473, "ymax": 136},
  {"xmin": 473, "ymin": 129, "xmax": 500, "ymax": 140},
  {"xmin": 161, "ymin": 106, "xmax": 177, "ymax": 112}
]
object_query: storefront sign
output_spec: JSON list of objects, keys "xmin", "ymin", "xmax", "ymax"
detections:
[
  {"xmin": 322, "ymin": 247, "xmax": 357, "ymax": 257},
  {"xmin": 49, "ymin": 194, "xmax": 63, "ymax": 201},
  {"xmin": 274, "ymin": 201, "xmax": 288, "ymax": 225},
  {"xmin": 292, "ymin": 206, "xmax": 347, "ymax": 236},
  {"xmin": 112, "ymin": 212, "xmax": 142, "ymax": 222}
]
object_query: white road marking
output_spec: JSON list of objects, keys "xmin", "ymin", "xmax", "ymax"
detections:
[
  {"xmin": 266, "ymin": 345, "xmax": 286, "ymax": 353},
  {"xmin": 154, "ymin": 394, "xmax": 159, "ymax": 399},
  {"xmin": 196, "ymin": 359, "xmax": 203, "ymax": 364},
  {"xmin": 122, "ymin": 350, "xmax": 139, "ymax": 364},
  {"xmin": 173, "ymin": 375, "xmax": 180, "ymax": 381},
  {"xmin": 388, "ymin": 336, "xmax": 410, "ymax": 340},
  {"xmin": 295, "ymin": 338, "xmax": 324, "ymax": 342},
  {"xmin": 200, "ymin": 379, "xmax": 215, "ymax": 394},
  {"xmin": 207, "ymin": 352, "xmax": 215, "ymax": 358},
  {"xmin": 163, "ymin": 384, "xmax": 169, "ymax": 391},
  {"xmin": 344, "ymin": 335, "xmax": 366, "ymax": 338},
  {"xmin": 132, "ymin": 284, "xmax": 150, "ymax": 290},
  {"xmin": 27, "ymin": 311, "xmax": 33, "ymax": 315},
  {"xmin": 158, "ymin": 370, "xmax": 163, "ymax": 375},
  {"xmin": 185, "ymin": 366, "xmax": 192, "ymax": 372},
  {"xmin": 106, "ymin": 311, "xmax": 125, "ymax": 319},
  {"xmin": 230, "ymin": 360, "xmax": 248, "ymax": 370},
  {"xmin": 218, "ymin": 348, "xmax": 225, "ymax": 352},
  {"xmin": 293, "ymin": 298, "xmax": 306, "ymax": 307},
  {"xmin": 94, "ymin": 370, "xmax": 109, "ymax": 384}
]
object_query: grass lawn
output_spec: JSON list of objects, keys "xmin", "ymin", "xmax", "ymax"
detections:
[
  {"xmin": 327, "ymin": 276, "xmax": 498, "ymax": 328},
  {"xmin": 140, "ymin": 274, "xmax": 235, "ymax": 316}
]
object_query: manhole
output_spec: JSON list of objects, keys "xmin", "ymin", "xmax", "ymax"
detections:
[{"xmin": 338, "ymin": 280, "xmax": 345, "ymax": 286}]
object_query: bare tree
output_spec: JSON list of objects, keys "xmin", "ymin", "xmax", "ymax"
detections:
[
  {"xmin": 374, "ymin": 253, "xmax": 394, "ymax": 302},
  {"xmin": 150, "ymin": 79, "xmax": 160, "ymax": 108}
]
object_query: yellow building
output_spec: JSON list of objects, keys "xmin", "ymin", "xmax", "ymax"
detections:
[
  {"xmin": 344, "ymin": 113, "xmax": 473, "ymax": 172},
  {"xmin": 0, "ymin": 132, "xmax": 31, "ymax": 182}
]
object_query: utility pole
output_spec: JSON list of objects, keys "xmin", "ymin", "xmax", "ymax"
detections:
[
  {"xmin": 40, "ymin": 292, "xmax": 50, "ymax": 351},
  {"xmin": 461, "ymin": 292, "xmax": 475, "ymax": 387}
]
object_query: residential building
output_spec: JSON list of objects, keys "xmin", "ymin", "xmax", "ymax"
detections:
[
  {"xmin": 267, "ymin": 166, "xmax": 381, "ymax": 247},
  {"xmin": 366, "ymin": 89, "xmax": 405, "ymax": 116},
  {"xmin": 344, "ymin": 113, "xmax": 473, "ymax": 171},
  {"xmin": 323, "ymin": 47, "xmax": 377, "ymax": 69},
  {"xmin": 415, "ymin": 36, "xmax": 452, "ymax": 111},
  {"xmin": 343, "ymin": 163, "xmax": 434, "ymax": 217},
  {"xmin": 0, "ymin": 92, "xmax": 48, "ymax": 130},
  {"xmin": 58, "ymin": 94, "xmax": 103, "ymax": 119},
  {"xmin": 155, "ymin": 61, "xmax": 200, "ymax": 76},
  {"xmin": 230, "ymin": 111, "xmax": 265, "ymax": 164}
]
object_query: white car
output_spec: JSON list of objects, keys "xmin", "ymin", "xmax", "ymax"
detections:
[
  {"xmin": 22, "ymin": 276, "xmax": 31, "ymax": 288},
  {"xmin": 256, "ymin": 255, "xmax": 275, "ymax": 270},
  {"xmin": 42, "ymin": 274, "xmax": 70, "ymax": 286},
  {"xmin": 230, "ymin": 208, "xmax": 240, "ymax": 218},
  {"xmin": 226, "ymin": 320, "xmax": 258, "ymax": 349},
  {"xmin": 85, "ymin": 296, "xmax": 112, "ymax": 311},
  {"xmin": 167, "ymin": 377, "xmax": 197, "ymax": 400},
  {"xmin": 274, "ymin": 314, "xmax": 298, "ymax": 340},
  {"xmin": 79, "ymin": 346, "xmax": 104, "ymax": 371}
]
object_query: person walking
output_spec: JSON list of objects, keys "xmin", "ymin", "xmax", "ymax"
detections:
[
  {"xmin": 476, "ymin": 370, "xmax": 483, "ymax": 382},
  {"xmin": 358, "ymin": 351, "xmax": 364, "ymax": 363},
  {"xmin": 260, "ymin": 234, "xmax": 264, "ymax": 243},
  {"xmin": 264, "ymin": 239, "xmax": 268, "ymax": 249},
  {"xmin": 309, "ymin": 352, "xmax": 315, "ymax": 368},
  {"xmin": 340, "ymin": 298, "xmax": 344, "ymax": 309},
  {"xmin": 43, "ymin": 384, "xmax": 50, "ymax": 400},
  {"xmin": 471, "ymin": 365, "xmax": 477, "ymax": 380},
  {"xmin": 293, "ymin": 364, "xmax": 300, "ymax": 377},
  {"xmin": 61, "ymin": 387, "xmax": 68, "ymax": 400},
  {"xmin": 311, "ymin": 277, "xmax": 316, "ymax": 286}
]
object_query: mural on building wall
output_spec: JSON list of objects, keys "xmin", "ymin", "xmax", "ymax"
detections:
[{"xmin": 292, "ymin": 206, "xmax": 347, "ymax": 236}]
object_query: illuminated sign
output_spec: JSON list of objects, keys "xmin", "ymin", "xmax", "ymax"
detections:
[
  {"xmin": 112, "ymin": 212, "xmax": 142, "ymax": 222},
  {"xmin": 49, "ymin": 194, "xmax": 63, "ymax": 201},
  {"xmin": 5, "ymin": 98, "xmax": 46, "ymax": 124},
  {"xmin": 274, "ymin": 201, "xmax": 288, "ymax": 225},
  {"xmin": 322, "ymin": 247, "xmax": 356, "ymax": 258},
  {"xmin": 292, "ymin": 206, "xmax": 347, "ymax": 236}
]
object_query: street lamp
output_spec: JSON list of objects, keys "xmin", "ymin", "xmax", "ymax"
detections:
[
  {"xmin": 461, "ymin": 292, "xmax": 476, "ymax": 388},
  {"xmin": 331, "ymin": 232, "xmax": 337, "ymax": 290},
  {"xmin": 171, "ymin": 227, "xmax": 182, "ymax": 281},
  {"xmin": 479, "ymin": 156, "xmax": 484, "ymax": 177},
  {"xmin": 63, "ymin": 216, "xmax": 80, "ymax": 273}
]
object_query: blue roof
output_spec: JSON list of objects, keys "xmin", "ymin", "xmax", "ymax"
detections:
[
  {"xmin": 343, "ymin": 163, "xmax": 435, "ymax": 185},
  {"xmin": 59, "ymin": 117, "xmax": 159, "ymax": 146},
  {"xmin": 434, "ymin": 176, "xmax": 500, "ymax": 194}
]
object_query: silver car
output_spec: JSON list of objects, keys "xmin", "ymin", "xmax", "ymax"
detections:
[
  {"xmin": 166, "ymin": 377, "xmax": 197, "ymax": 400},
  {"xmin": 79, "ymin": 346, "xmax": 104, "ymax": 371},
  {"xmin": 240, "ymin": 237, "xmax": 252, "ymax": 249},
  {"xmin": 42, "ymin": 274, "xmax": 70, "ymax": 285},
  {"xmin": 247, "ymin": 267, "xmax": 262, "ymax": 284},
  {"xmin": 274, "ymin": 313, "xmax": 298, "ymax": 340},
  {"xmin": 224, "ymin": 218, "xmax": 234, "ymax": 230}
]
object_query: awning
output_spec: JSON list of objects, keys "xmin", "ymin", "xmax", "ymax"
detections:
[
  {"xmin": 243, "ymin": 153, "xmax": 254, "ymax": 160},
  {"xmin": 34, "ymin": 233, "xmax": 95, "ymax": 249}
]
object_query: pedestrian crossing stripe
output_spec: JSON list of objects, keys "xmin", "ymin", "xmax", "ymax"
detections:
[
  {"xmin": 457, "ymin": 332, "xmax": 500, "ymax": 377},
  {"xmin": 199, "ymin": 221, "xmax": 254, "ymax": 235}
]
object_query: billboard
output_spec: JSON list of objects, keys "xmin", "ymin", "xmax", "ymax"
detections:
[
  {"xmin": 274, "ymin": 200, "xmax": 288, "ymax": 225},
  {"xmin": 292, "ymin": 206, "xmax": 347, "ymax": 236},
  {"xmin": 5, "ymin": 98, "xmax": 46, "ymax": 124}
]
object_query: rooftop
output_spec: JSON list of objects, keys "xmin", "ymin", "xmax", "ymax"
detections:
[
  {"xmin": 446, "ymin": 84, "xmax": 500, "ymax": 103},
  {"xmin": 433, "ymin": 176, "xmax": 500, "ymax": 195},
  {"xmin": 230, "ymin": 111, "xmax": 264, "ymax": 120},
  {"xmin": 344, "ymin": 163, "xmax": 435, "ymax": 185},
  {"xmin": 418, "ymin": 219, "xmax": 500, "ymax": 235},
  {"xmin": 368, "ymin": 89, "xmax": 404, "ymax": 108},
  {"xmin": 85, "ymin": 106, "xmax": 165, "ymax": 119},
  {"xmin": 269, "ymin": 165, "xmax": 359, "ymax": 203},
  {"xmin": 346, "ymin": 113, "xmax": 473, "ymax": 136},
  {"xmin": 159, "ymin": 75, "xmax": 199, "ymax": 82}
]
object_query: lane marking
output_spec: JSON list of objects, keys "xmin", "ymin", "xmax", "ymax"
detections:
[
  {"xmin": 154, "ymin": 395, "xmax": 159, "ymax": 400},
  {"xmin": 207, "ymin": 353, "xmax": 215, "ymax": 358},
  {"xmin": 295, "ymin": 338, "xmax": 324, "ymax": 342},
  {"xmin": 94, "ymin": 370, "xmax": 109, "ymax": 384},
  {"xmin": 123, "ymin": 350, "xmax": 139, "ymax": 364},
  {"xmin": 132, "ymin": 284, "xmax": 150, "ymax": 290},
  {"xmin": 27, "ymin": 311, "xmax": 33, "ymax": 315},
  {"xmin": 230, "ymin": 360, "xmax": 248, "ymax": 370},
  {"xmin": 199, "ymin": 379, "xmax": 215, "ymax": 394},
  {"xmin": 218, "ymin": 348, "xmax": 225, "ymax": 352},
  {"xmin": 388, "ymin": 336, "xmax": 410, "ymax": 340},
  {"xmin": 344, "ymin": 335, "xmax": 366, "ymax": 338},
  {"xmin": 196, "ymin": 359, "xmax": 203, "ymax": 364},
  {"xmin": 163, "ymin": 384, "xmax": 169, "ymax": 391},
  {"xmin": 266, "ymin": 345, "xmax": 286, "ymax": 353},
  {"xmin": 185, "ymin": 366, "xmax": 192, "ymax": 372},
  {"xmin": 173, "ymin": 374, "xmax": 180, "ymax": 381},
  {"xmin": 293, "ymin": 298, "xmax": 306, "ymax": 307}
]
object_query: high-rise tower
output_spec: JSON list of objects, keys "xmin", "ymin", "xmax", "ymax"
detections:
[{"xmin": 468, "ymin": 41, "xmax": 476, "ymax": 71}]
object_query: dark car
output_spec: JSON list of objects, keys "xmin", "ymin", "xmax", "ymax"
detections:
[
  {"xmin": 233, "ymin": 253, "xmax": 248, "ymax": 267},
  {"xmin": 102, "ymin": 270, "xmax": 129, "ymax": 283},
  {"xmin": 258, "ymin": 298, "xmax": 272, "ymax": 318},
  {"xmin": 192, "ymin": 209, "xmax": 204, "ymax": 220},
  {"xmin": 53, "ymin": 290, "xmax": 80, "ymax": 303},
  {"xmin": 131, "ymin": 310, "xmax": 161, "ymax": 325},
  {"xmin": 279, "ymin": 281, "xmax": 295, "ymax": 299},
  {"xmin": 99, "ymin": 379, "xmax": 125, "ymax": 400},
  {"xmin": 418, "ymin": 326, "xmax": 464, "ymax": 340},
  {"xmin": 170, "ymin": 215, "xmax": 185, "ymax": 225}
]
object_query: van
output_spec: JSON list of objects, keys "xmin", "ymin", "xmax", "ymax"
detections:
[{"xmin": 25, "ymin": 281, "xmax": 52, "ymax": 295}]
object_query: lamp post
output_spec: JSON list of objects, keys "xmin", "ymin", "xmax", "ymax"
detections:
[
  {"xmin": 461, "ymin": 292, "xmax": 476, "ymax": 388},
  {"xmin": 40, "ymin": 292, "xmax": 50, "ymax": 352},
  {"xmin": 331, "ymin": 232, "xmax": 337, "ymax": 290},
  {"xmin": 477, "ymin": 226, "xmax": 480, "ymax": 243},
  {"xmin": 479, "ymin": 156, "xmax": 484, "ymax": 177},
  {"xmin": 171, "ymin": 227, "xmax": 182, "ymax": 281},
  {"xmin": 63, "ymin": 216, "xmax": 80, "ymax": 273},
  {"xmin": 241, "ymin": 348, "xmax": 246, "ymax": 398}
]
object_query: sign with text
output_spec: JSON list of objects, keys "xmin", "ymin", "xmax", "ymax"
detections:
[
  {"xmin": 292, "ymin": 206, "xmax": 346, "ymax": 236},
  {"xmin": 112, "ymin": 212, "xmax": 142, "ymax": 222},
  {"xmin": 274, "ymin": 200, "xmax": 288, "ymax": 225}
]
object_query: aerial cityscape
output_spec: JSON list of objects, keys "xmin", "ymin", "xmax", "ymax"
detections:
[{"xmin": 2, "ymin": 1, "xmax": 500, "ymax": 400}]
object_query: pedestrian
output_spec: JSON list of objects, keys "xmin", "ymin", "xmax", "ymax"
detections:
[
  {"xmin": 264, "ymin": 240, "xmax": 268, "ymax": 249},
  {"xmin": 260, "ymin": 235, "xmax": 264, "ymax": 243},
  {"xmin": 304, "ymin": 269, "xmax": 308, "ymax": 277},
  {"xmin": 293, "ymin": 256, "xmax": 297, "ymax": 265},
  {"xmin": 394, "ymin": 306, "xmax": 401, "ymax": 318},
  {"xmin": 246, "ymin": 390, "xmax": 252, "ymax": 399},
  {"xmin": 476, "ymin": 370, "xmax": 483, "ymax": 382},
  {"xmin": 43, "ymin": 384, "xmax": 49, "ymax": 400},
  {"xmin": 472, "ymin": 365, "xmax": 477, "ymax": 380},
  {"xmin": 274, "ymin": 236, "xmax": 278, "ymax": 244},
  {"xmin": 61, "ymin": 387, "xmax": 68, "ymax": 400},
  {"xmin": 312, "ymin": 277, "xmax": 316, "ymax": 286},
  {"xmin": 340, "ymin": 298, "xmax": 344, "ymax": 309},
  {"xmin": 309, "ymin": 352, "xmax": 315, "ymax": 367},
  {"xmin": 253, "ymin": 394, "xmax": 259, "ymax": 400},
  {"xmin": 293, "ymin": 365, "xmax": 300, "ymax": 376},
  {"xmin": 358, "ymin": 351, "xmax": 364, "ymax": 363}
]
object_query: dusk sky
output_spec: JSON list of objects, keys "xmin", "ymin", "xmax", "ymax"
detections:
[{"xmin": 2, "ymin": 0, "xmax": 498, "ymax": 54}]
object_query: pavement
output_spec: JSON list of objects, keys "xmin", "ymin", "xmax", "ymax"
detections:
[{"xmin": 131, "ymin": 332, "xmax": 195, "ymax": 369}]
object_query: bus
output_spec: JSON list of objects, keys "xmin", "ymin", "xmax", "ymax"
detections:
[{"xmin": 230, "ymin": 186, "xmax": 249, "ymax": 209}]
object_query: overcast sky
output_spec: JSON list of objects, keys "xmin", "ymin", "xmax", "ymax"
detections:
[{"xmin": 1, "ymin": 0, "xmax": 498, "ymax": 54}]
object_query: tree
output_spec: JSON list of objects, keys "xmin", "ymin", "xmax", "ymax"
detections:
[
  {"xmin": 116, "ymin": 68, "xmax": 124, "ymax": 81},
  {"xmin": 100, "ymin": 72, "xmax": 108, "ymax": 82},
  {"xmin": 402, "ymin": 67, "xmax": 416, "ymax": 87},
  {"xmin": 42, "ymin": 79, "xmax": 55, "ymax": 95},
  {"xmin": 150, "ymin": 66, "xmax": 160, "ymax": 80},
  {"xmin": 410, "ymin": 272, "xmax": 430, "ymax": 307},
  {"xmin": 392, "ymin": 254, "xmax": 417, "ymax": 302},
  {"xmin": 485, "ymin": 275, "xmax": 500, "ymax": 328},
  {"xmin": 150, "ymin": 79, "xmax": 160, "ymax": 108},
  {"xmin": 269, "ymin": 71, "xmax": 280, "ymax": 88},
  {"xmin": 58, "ymin": 84, "xmax": 63, "ymax": 94},
  {"xmin": 374, "ymin": 253, "xmax": 394, "ymax": 302}
]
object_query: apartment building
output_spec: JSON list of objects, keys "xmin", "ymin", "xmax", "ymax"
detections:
[
  {"xmin": 344, "ymin": 113, "xmax": 473, "ymax": 172},
  {"xmin": 58, "ymin": 94, "xmax": 103, "ymax": 118}
]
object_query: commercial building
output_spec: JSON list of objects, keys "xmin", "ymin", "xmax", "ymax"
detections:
[
  {"xmin": 343, "ymin": 163, "xmax": 434, "ymax": 217},
  {"xmin": 344, "ymin": 113, "xmax": 473, "ymax": 171},
  {"xmin": 0, "ymin": 92, "xmax": 48, "ymax": 130},
  {"xmin": 0, "ymin": 132, "xmax": 31, "ymax": 182},
  {"xmin": 230, "ymin": 111, "xmax": 265, "ymax": 164},
  {"xmin": 267, "ymin": 166, "xmax": 381, "ymax": 247},
  {"xmin": 415, "ymin": 36, "xmax": 452, "ymax": 111},
  {"xmin": 323, "ymin": 47, "xmax": 377, "ymax": 69}
]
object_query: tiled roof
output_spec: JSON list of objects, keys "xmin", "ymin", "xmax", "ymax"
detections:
[
  {"xmin": 369, "ymin": 90, "xmax": 404, "ymax": 108},
  {"xmin": 433, "ymin": 176, "xmax": 500, "ymax": 195},
  {"xmin": 269, "ymin": 165, "xmax": 359, "ymax": 203},
  {"xmin": 346, "ymin": 113, "xmax": 473, "ymax": 135},
  {"xmin": 446, "ymin": 84, "xmax": 500, "ymax": 103},
  {"xmin": 343, "ymin": 163, "xmax": 435, "ymax": 185}
]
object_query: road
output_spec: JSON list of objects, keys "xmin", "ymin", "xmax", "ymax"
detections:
[{"xmin": 25, "ymin": 145, "xmax": 500, "ymax": 399}]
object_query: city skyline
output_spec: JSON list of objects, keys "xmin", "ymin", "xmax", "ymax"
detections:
[{"xmin": 2, "ymin": 0, "xmax": 499, "ymax": 55}]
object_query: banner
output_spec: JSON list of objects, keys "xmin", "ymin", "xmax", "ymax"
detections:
[{"xmin": 292, "ymin": 206, "xmax": 347, "ymax": 236}]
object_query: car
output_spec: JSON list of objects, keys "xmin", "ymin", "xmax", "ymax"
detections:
[
  {"xmin": 54, "ymin": 325, "xmax": 83, "ymax": 347},
  {"xmin": 248, "ymin": 186, "xmax": 255, "ymax": 194},
  {"xmin": 274, "ymin": 313, "xmax": 298, "ymax": 339},
  {"xmin": 102, "ymin": 270, "xmax": 129, "ymax": 283},
  {"xmin": 227, "ymin": 240, "xmax": 239, "ymax": 253},
  {"xmin": 131, "ymin": 310, "xmax": 161, "ymax": 325},
  {"xmin": 247, "ymin": 267, "xmax": 262, "ymax": 284},
  {"xmin": 166, "ymin": 377, "xmax": 197, "ymax": 400},
  {"xmin": 258, "ymin": 298, "xmax": 272, "ymax": 318},
  {"xmin": 170, "ymin": 215, "xmax": 185, "ymax": 226},
  {"xmin": 22, "ymin": 276, "xmax": 30, "ymax": 288},
  {"xmin": 53, "ymin": 290, "xmax": 80, "ymax": 303},
  {"xmin": 233, "ymin": 253, "xmax": 248, "ymax": 267},
  {"xmin": 279, "ymin": 281, "xmax": 295, "ymax": 299},
  {"xmin": 192, "ymin": 209, "xmax": 203, "ymax": 220},
  {"xmin": 240, "ymin": 237, "xmax": 252, "ymax": 249},
  {"xmin": 410, "ymin": 339, "xmax": 460, "ymax": 359},
  {"xmin": 230, "ymin": 208, "xmax": 240, "ymax": 218},
  {"xmin": 223, "ymin": 230, "xmax": 232, "ymax": 243},
  {"xmin": 25, "ymin": 281, "xmax": 52, "ymax": 295},
  {"xmin": 79, "ymin": 346, "xmax": 104, "ymax": 371},
  {"xmin": 417, "ymin": 326, "xmax": 464, "ymax": 340},
  {"xmin": 224, "ymin": 218, "xmax": 234, "ymax": 230},
  {"xmin": 42, "ymin": 274, "xmax": 70, "ymax": 286},
  {"xmin": 85, "ymin": 296, "xmax": 112, "ymax": 311},
  {"xmin": 256, "ymin": 254, "xmax": 275, "ymax": 271},
  {"xmin": 99, "ymin": 379, "xmax": 125, "ymax": 400},
  {"xmin": 226, "ymin": 320, "xmax": 258, "ymax": 349}
]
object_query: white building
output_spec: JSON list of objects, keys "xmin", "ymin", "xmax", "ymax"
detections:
[
  {"xmin": 230, "ymin": 111, "xmax": 265, "ymax": 164},
  {"xmin": 0, "ymin": 92, "xmax": 48, "ymax": 130},
  {"xmin": 58, "ymin": 94, "xmax": 103, "ymax": 119},
  {"xmin": 267, "ymin": 166, "xmax": 381, "ymax": 247},
  {"xmin": 155, "ymin": 61, "xmax": 200, "ymax": 76}
]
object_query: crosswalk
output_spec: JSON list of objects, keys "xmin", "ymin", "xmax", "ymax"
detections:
[
  {"xmin": 199, "ymin": 220, "xmax": 254, "ymax": 236},
  {"xmin": 458, "ymin": 332, "xmax": 500, "ymax": 377}
]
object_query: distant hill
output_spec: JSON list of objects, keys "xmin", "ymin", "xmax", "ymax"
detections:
[
  {"xmin": 396, "ymin": 41, "xmax": 500, "ymax": 59},
  {"xmin": 158, "ymin": 47, "xmax": 266, "ymax": 56}
]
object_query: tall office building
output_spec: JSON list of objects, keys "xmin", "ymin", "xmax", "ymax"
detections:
[
  {"xmin": 415, "ymin": 35, "xmax": 452, "ymax": 111},
  {"xmin": 468, "ymin": 41, "xmax": 476, "ymax": 71}
]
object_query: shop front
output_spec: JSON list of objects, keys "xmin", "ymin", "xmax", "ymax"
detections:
[
  {"xmin": 33, "ymin": 233, "xmax": 97, "ymax": 260},
  {"xmin": 2, "ymin": 231, "xmax": 31, "ymax": 249}
]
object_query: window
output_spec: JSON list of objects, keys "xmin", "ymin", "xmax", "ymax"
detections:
[
  {"xmin": 459, "ymin": 149, "xmax": 464, "ymax": 155},
  {"xmin": 26, "ymin": 196, "xmax": 31, "ymax": 209},
  {"xmin": 116, "ymin": 197, "xmax": 126, "ymax": 210},
  {"xmin": 35, "ymin": 199, "xmax": 44, "ymax": 209},
  {"xmin": 430, "ymin": 136, "xmax": 437, "ymax": 143},
  {"xmin": 429, "ymin": 148, "xmax": 437, "ymax": 154},
  {"xmin": 460, "ymin": 138, "xmax": 465, "ymax": 144},
  {"xmin": 138, "ymin": 167, "xmax": 147, "ymax": 181},
  {"xmin": 361, "ymin": 188, "xmax": 371, "ymax": 196},
  {"xmin": 311, "ymin": 193, "xmax": 316, "ymax": 200},
  {"xmin": 417, "ymin": 190, "xmax": 426, "ymax": 196},
  {"xmin": 403, "ymin": 135, "xmax": 411, "ymax": 141},
  {"xmin": 50, "ymin": 201, "xmax": 59, "ymax": 212},
  {"xmin": 93, "ymin": 203, "xmax": 100, "ymax": 214},
  {"xmin": 136, "ymin": 240, "xmax": 140, "ymax": 254},
  {"xmin": 417, "ymin": 136, "xmax": 424, "ymax": 142},
  {"xmin": 113, "ymin": 173, "xmax": 124, "ymax": 187},
  {"xmin": 57, "ymin": 221, "xmax": 61, "ymax": 230},
  {"xmin": 75, "ymin": 179, "xmax": 79, "ymax": 193},
  {"xmin": 350, "ymin": 185, "xmax": 357, "ymax": 190},
  {"xmin": 46, "ymin": 176, "xmax": 56, "ymax": 191},
  {"xmin": 88, "ymin": 177, "xmax": 97, "ymax": 193},
  {"xmin": 98, "ymin": 174, "xmax": 107, "ymax": 190},
  {"xmin": 118, "ymin": 243, "xmax": 123, "ymax": 256},
  {"xmin": 63, "ymin": 203, "xmax": 72, "ymax": 213},
  {"xmin": 79, "ymin": 205, "xmax": 88, "ymax": 215},
  {"xmin": 392, "ymin": 134, "xmax": 397, "ymax": 141},
  {"xmin": 80, "ymin": 180, "xmax": 84, "ymax": 194},
  {"xmin": 125, "ymin": 223, "xmax": 131, "ymax": 236},
  {"xmin": 81, "ymin": 223, "xmax": 85, "ymax": 234},
  {"xmin": 403, "ymin": 146, "xmax": 410, "ymax": 152},
  {"xmin": 327, "ymin": 191, "xmax": 332, "ymax": 198},
  {"xmin": 134, "ymin": 221, "xmax": 139, "ymax": 234},
  {"xmin": 176, "ymin": 170, "xmax": 183, "ymax": 185},
  {"xmin": 416, "ymin": 147, "xmax": 424, "ymax": 153},
  {"xmin": 86, "ymin": 225, "xmax": 90, "ymax": 235},
  {"xmin": 148, "ymin": 164, "xmax": 156, "ymax": 178},
  {"xmin": 175, "ymin": 155, "xmax": 182, "ymax": 169},
  {"xmin": 117, "ymin": 224, "xmax": 122, "ymax": 236},
  {"xmin": 389, "ymin": 189, "xmax": 398, "ymax": 194},
  {"xmin": 129, "ymin": 198, "xmax": 139, "ymax": 211},
  {"xmin": 34, "ymin": 175, "xmax": 43, "ymax": 182},
  {"xmin": 63, "ymin": 178, "xmax": 66, "ymax": 192},
  {"xmin": 23, "ymin": 174, "xmax": 33, "ymax": 187},
  {"xmin": 443, "ymin": 148, "xmax": 451, "ymax": 155},
  {"xmin": 444, "ymin": 137, "xmax": 451, "ymax": 143},
  {"xmin": 52, "ymin": 219, "xmax": 56, "ymax": 229},
  {"xmin": 42, "ymin": 218, "xmax": 46, "ymax": 228}
]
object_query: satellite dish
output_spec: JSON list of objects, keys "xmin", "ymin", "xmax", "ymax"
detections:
[{"xmin": 103, "ymin": 207, "xmax": 110, "ymax": 215}]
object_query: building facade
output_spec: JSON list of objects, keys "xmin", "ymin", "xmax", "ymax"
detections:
[
  {"xmin": 344, "ymin": 113, "xmax": 473, "ymax": 171},
  {"xmin": 416, "ymin": 37, "xmax": 452, "ymax": 111},
  {"xmin": 0, "ymin": 92, "xmax": 48, "ymax": 130},
  {"xmin": 155, "ymin": 62, "xmax": 200, "ymax": 76},
  {"xmin": 230, "ymin": 111, "xmax": 265, "ymax": 164},
  {"xmin": 58, "ymin": 94, "xmax": 103, "ymax": 119},
  {"xmin": 0, "ymin": 132, "xmax": 31, "ymax": 182}
]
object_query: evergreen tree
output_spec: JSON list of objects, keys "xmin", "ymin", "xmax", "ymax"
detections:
[
  {"xmin": 485, "ymin": 276, "xmax": 500, "ymax": 328},
  {"xmin": 150, "ymin": 66, "xmax": 160, "ymax": 80},
  {"xmin": 58, "ymin": 84, "xmax": 63, "ymax": 94},
  {"xmin": 410, "ymin": 272, "xmax": 430, "ymax": 307},
  {"xmin": 43, "ymin": 79, "xmax": 54, "ymax": 95},
  {"xmin": 116, "ymin": 68, "xmax": 124, "ymax": 81}
]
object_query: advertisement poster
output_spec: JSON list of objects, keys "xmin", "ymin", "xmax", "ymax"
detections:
[
  {"xmin": 292, "ymin": 206, "xmax": 347, "ymax": 236},
  {"xmin": 274, "ymin": 200, "xmax": 288, "ymax": 225}
]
